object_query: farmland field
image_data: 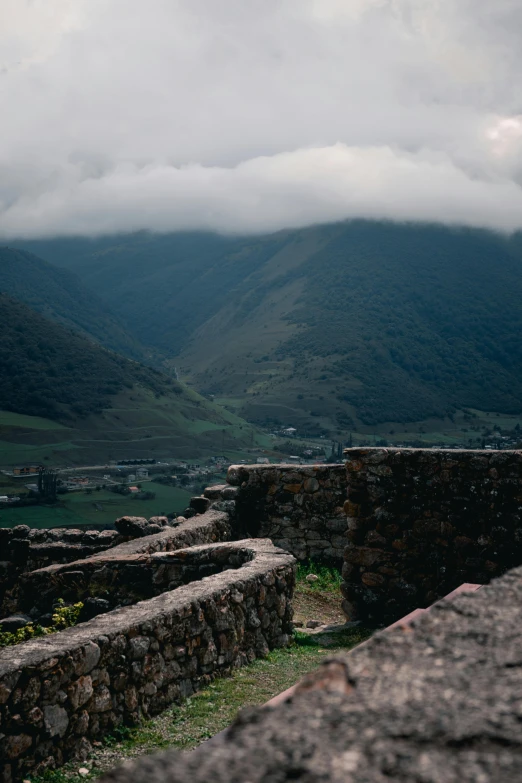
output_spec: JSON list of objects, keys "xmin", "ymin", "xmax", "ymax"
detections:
[{"xmin": 0, "ymin": 482, "xmax": 193, "ymax": 529}]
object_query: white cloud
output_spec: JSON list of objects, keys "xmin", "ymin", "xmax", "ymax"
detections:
[{"xmin": 1, "ymin": 0, "xmax": 522, "ymax": 238}]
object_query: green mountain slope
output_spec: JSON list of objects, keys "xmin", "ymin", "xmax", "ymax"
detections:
[
  {"xmin": 0, "ymin": 295, "xmax": 266, "ymax": 464},
  {"xmin": 17, "ymin": 222, "xmax": 522, "ymax": 432},
  {"xmin": 0, "ymin": 246, "xmax": 151, "ymax": 362},
  {"xmin": 15, "ymin": 232, "xmax": 285, "ymax": 354}
]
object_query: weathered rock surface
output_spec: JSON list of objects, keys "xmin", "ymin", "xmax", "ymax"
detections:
[
  {"xmin": 342, "ymin": 448, "xmax": 522, "ymax": 622},
  {"xmin": 100, "ymin": 566, "xmax": 522, "ymax": 783},
  {"xmin": 206, "ymin": 464, "xmax": 347, "ymax": 564}
]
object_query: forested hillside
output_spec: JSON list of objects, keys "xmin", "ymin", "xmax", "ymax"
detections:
[
  {"xmin": 0, "ymin": 294, "xmax": 176, "ymax": 420},
  {"xmin": 0, "ymin": 247, "xmax": 150, "ymax": 362},
  {"xmin": 17, "ymin": 222, "xmax": 522, "ymax": 430},
  {"xmin": 0, "ymin": 295, "xmax": 266, "ymax": 463}
]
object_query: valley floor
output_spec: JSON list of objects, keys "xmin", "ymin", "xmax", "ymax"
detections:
[{"xmin": 0, "ymin": 484, "xmax": 193, "ymax": 528}]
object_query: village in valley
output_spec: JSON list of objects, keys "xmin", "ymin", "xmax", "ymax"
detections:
[{"xmin": 2, "ymin": 414, "xmax": 522, "ymax": 528}]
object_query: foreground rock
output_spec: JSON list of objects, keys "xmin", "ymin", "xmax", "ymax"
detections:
[{"xmin": 101, "ymin": 565, "xmax": 522, "ymax": 782}]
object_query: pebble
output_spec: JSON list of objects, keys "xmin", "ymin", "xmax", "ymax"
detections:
[{"xmin": 306, "ymin": 574, "xmax": 319, "ymax": 583}]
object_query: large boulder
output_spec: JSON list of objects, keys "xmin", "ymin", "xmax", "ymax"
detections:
[{"xmin": 114, "ymin": 516, "xmax": 149, "ymax": 537}]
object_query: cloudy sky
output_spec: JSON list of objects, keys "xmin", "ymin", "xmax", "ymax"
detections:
[{"xmin": 1, "ymin": 0, "xmax": 522, "ymax": 238}]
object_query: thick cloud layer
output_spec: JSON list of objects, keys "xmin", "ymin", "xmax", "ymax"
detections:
[{"xmin": 1, "ymin": 0, "xmax": 522, "ymax": 238}]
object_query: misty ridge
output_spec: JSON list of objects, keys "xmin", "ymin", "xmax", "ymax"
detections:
[{"xmin": 1, "ymin": 0, "xmax": 522, "ymax": 451}]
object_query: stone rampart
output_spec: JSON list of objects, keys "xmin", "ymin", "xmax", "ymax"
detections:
[
  {"xmin": 1, "ymin": 511, "xmax": 232, "ymax": 621},
  {"xmin": 341, "ymin": 448, "xmax": 522, "ymax": 621},
  {"xmin": 100, "ymin": 509, "xmax": 231, "ymax": 558},
  {"xmin": 0, "ymin": 539, "xmax": 294, "ymax": 782},
  {"xmin": 205, "ymin": 464, "xmax": 347, "ymax": 564},
  {"xmin": 17, "ymin": 516, "xmax": 242, "ymax": 620},
  {"xmin": 0, "ymin": 527, "xmax": 127, "ymax": 616}
]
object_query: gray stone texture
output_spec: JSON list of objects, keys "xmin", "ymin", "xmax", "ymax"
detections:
[
  {"xmin": 0, "ymin": 538, "xmax": 294, "ymax": 782},
  {"xmin": 207, "ymin": 463, "xmax": 347, "ymax": 564},
  {"xmin": 99, "ymin": 566, "xmax": 522, "ymax": 783},
  {"xmin": 342, "ymin": 448, "xmax": 522, "ymax": 621},
  {"xmin": 0, "ymin": 528, "xmax": 128, "ymax": 616}
]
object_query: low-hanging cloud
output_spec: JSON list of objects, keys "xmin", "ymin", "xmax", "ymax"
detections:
[{"xmin": 1, "ymin": 0, "xmax": 522, "ymax": 238}]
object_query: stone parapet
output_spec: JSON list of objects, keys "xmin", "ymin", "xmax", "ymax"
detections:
[
  {"xmin": 16, "ymin": 513, "xmax": 239, "ymax": 619},
  {"xmin": 341, "ymin": 448, "xmax": 522, "ymax": 621},
  {"xmin": 88, "ymin": 509, "xmax": 232, "ymax": 559},
  {"xmin": 0, "ymin": 539, "xmax": 294, "ymax": 782},
  {"xmin": 0, "ymin": 527, "xmax": 127, "ymax": 616},
  {"xmin": 205, "ymin": 464, "xmax": 347, "ymax": 564}
]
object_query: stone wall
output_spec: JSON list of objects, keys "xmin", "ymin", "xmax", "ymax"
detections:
[
  {"xmin": 0, "ymin": 539, "xmax": 294, "ymax": 782},
  {"xmin": 0, "ymin": 527, "xmax": 126, "ymax": 616},
  {"xmin": 205, "ymin": 464, "xmax": 347, "ymax": 564},
  {"xmin": 4, "ymin": 510, "xmax": 232, "ymax": 628},
  {"xmin": 0, "ymin": 512, "xmax": 225, "ymax": 619},
  {"xmin": 100, "ymin": 510, "xmax": 231, "ymax": 559},
  {"xmin": 18, "ymin": 543, "xmax": 253, "ymax": 622},
  {"xmin": 341, "ymin": 448, "xmax": 522, "ymax": 621}
]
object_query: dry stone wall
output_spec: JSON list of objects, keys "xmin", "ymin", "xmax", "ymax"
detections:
[
  {"xmin": 0, "ymin": 539, "xmax": 294, "ymax": 782},
  {"xmin": 3, "ymin": 510, "xmax": 232, "ymax": 631},
  {"xmin": 18, "ymin": 543, "xmax": 252, "ymax": 622},
  {"xmin": 0, "ymin": 527, "xmax": 126, "ymax": 616},
  {"xmin": 0, "ymin": 513, "xmax": 219, "ymax": 620},
  {"xmin": 341, "ymin": 448, "xmax": 522, "ymax": 622},
  {"xmin": 205, "ymin": 464, "xmax": 347, "ymax": 564}
]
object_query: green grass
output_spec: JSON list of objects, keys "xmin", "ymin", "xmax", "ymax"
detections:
[
  {"xmin": 29, "ymin": 629, "xmax": 370, "ymax": 782},
  {"xmin": 0, "ymin": 483, "xmax": 193, "ymax": 528},
  {"xmin": 296, "ymin": 560, "xmax": 343, "ymax": 593},
  {"xmin": 0, "ymin": 411, "xmax": 68, "ymax": 430},
  {"xmin": 0, "ymin": 439, "xmax": 79, "ymax": 466},
  {"xmin": 0, "ymin": 385, "xmax": 272, "ymax": 468}
]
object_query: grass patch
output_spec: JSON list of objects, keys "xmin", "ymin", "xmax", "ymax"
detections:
[
  {"xmin": 29, "ymin": 628, "xmax": 369, "ymax": 782},
  {"xmin": 293, "ymin": 561, "xmax": 345, "ymax": 627},
  {"xmin": 0, "ymin": 411, "xmax": 69, "ymax": 430},
  {"xmin": 296, "ymin": 560, "xmax": 342, "ymax": 594},
  {"xmin": 0, "ymin": 483, "xmax": 193, "ymax": 529}
]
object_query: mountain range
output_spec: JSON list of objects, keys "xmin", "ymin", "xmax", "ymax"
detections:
[
  {"xmin": 16, "ymin": 221, "xmax": 522, "ymax": 435},
  {"xmin": 0, "ymin": 246, "xmax": 151, "ymax": 363},
  {"xmin": 0, "ymin": 285, "xmax": 266, "ymax": 465}
]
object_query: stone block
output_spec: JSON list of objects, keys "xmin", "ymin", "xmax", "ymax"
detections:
[
  {"xmin": 3, "ymin": 734, "xmax": 32, "ymax": 759},
  {"xmin": 43, "ymin": 705, "xmax": 69, "ymax": 738},
  {"xmin": 68, "ymin": 676, "xmax": 93, "ymax": 711},
  {"xmin": 114, "ymin": 517, "xmax": 149, "ymax": 537}
]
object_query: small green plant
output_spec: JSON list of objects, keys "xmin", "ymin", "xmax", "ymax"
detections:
[
  {"xmin": 103, "ymin": 724, "xmax": 133, "ymax": 747},
  {"xmin": 52, "ymin": 598, "xmax": 84, "ymax": 629},
  {"xmin": 0, "ymin": 599, "xmax": 83, "ymax": 648}
]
